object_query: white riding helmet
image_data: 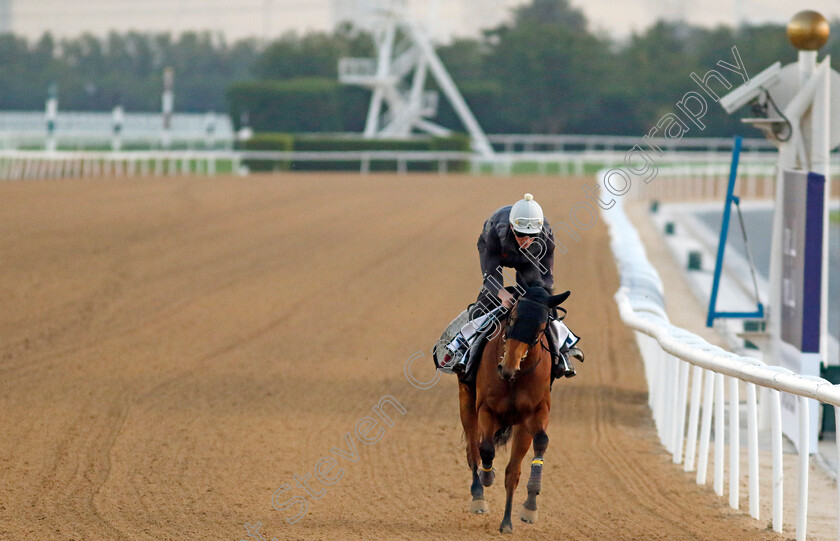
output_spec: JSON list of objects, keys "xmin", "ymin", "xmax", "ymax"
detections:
[{"xmin": 509, "ymin": 193, "xmax": 544, "ymax": 235}]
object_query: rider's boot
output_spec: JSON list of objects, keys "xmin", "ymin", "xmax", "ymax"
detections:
[
  {"xmin": 547, "ymin": 321, "xmax": 576, "ymax": 379},
  {"xmin": 558, "ymin": 349, "xmax": 576, "ymax": 378},
  {"xmin": 452, "ymin": 356, "xmax": 467, "ymax": 376},
  {"xmin": 568, "ymin": 346, "xmax": 585, "ymax": 363}
]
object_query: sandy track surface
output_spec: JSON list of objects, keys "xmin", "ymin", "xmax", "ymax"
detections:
[{"xmin": 0, "ymin": 174, "xmax": 784, "ymax": 540}]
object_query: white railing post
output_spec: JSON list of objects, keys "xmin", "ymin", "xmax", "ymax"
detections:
[
  {"xmin": 714, "ymin": 372, "xmax": 725, "ymax": 497},
  {"xmin": 666, "ymin": 353, "xmax": 680, "ymax": 452},
  {"xmin": 674, "ymin": 359, "xmax": 690, "ymax": 464},
  {"xmin": 685, "ymin": 364, "xmax": 704, "ymax": 472},
  {"xmin": 729, "ymin": 376, "xmax": 740, "ymax": 509},
  {"xmin": 746, "ymin": 382, "xmax": 760, "ymax": 519},
  {"xmin": 770, "ymin": 389, "xmax": 783, "ymax": 533},
  {"xmin": 835, "ymin": 404, "xmax": 840, "ymax": 541},
  {"xmin": 797, "ymin": 396, "xmax": 810, "ymax": 541},
  {"xmin": 698, "ymin": 368, "xmax": 715, "ymax": 485},
  {"xmin": 656, "ymin": 349, "xmax": 669, "ymax": 442}
]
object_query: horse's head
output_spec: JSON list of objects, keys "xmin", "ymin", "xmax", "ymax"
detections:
[{"xmin": 497, "ymin": 287, "xmax": 570, "ymax": 381}]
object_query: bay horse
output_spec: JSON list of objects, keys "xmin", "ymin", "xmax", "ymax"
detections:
[{"xmin": 458, "ymin": 286, "xmax": 569, "ymax": 534}]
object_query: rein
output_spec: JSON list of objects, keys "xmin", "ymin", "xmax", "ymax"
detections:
[
  {"xmin": 516, "ymin": 348, "xmax": 544, "ymax": 379},
  {"xmin": 498, "ymin": 310, "xmax": 548, "ymax": 381}
]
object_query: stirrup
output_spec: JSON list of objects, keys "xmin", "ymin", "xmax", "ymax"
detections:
[
  {"xmin": 562, "ymin": 357, "xmax": 577, "ymax": 378},
  {"xmin": 452, "ymin": 359, "xmax": 467, "ymax": 376},
  {"xmin": 554, "ymin": 351, "xmax": 576, "ymax": 378}
]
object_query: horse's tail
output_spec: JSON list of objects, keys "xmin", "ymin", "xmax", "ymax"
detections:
[{"xmin": 493, "ymin": 425, "xmax": 512, "ymax": 447}]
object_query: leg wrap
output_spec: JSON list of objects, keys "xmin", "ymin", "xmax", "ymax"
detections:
[
  {"xmin": 526, "ymin": 456, "xmax": 543, "ymax": 494},
  {"xmin": 478, "ymin": 440, "xmax": 496, "ymax": 487}
]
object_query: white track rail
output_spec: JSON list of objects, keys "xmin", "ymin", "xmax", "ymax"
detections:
[
  {"xmin": 602, "ymin": 170, "xmax": 840, "ymax": 541},
  {"xmin": 0, "ymin": 148, "xmax": 801, "ymax": 180}
]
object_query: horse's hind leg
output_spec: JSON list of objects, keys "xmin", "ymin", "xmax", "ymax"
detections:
[
  {"xmin": 459, "ymin": 383, "xmax": 487, "ymax": 514},
  {"xmin": 499, "ymin": 425, "xmax": 533, "ymax": 534}
]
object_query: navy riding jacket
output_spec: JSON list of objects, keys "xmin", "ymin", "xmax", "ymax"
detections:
[{"xmin": 477, "ymin": 206, "xmax": 555, "ymax": 297}]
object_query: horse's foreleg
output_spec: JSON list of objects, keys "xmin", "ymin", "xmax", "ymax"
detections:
[
  {"xmin": 499, "ymin": 425, "xmax": 532, "ymax": 534},
  {"xmin": 459, "ymin": 383, "xmax": 487, "ymax": 514},
  {"xmin": 476, "ymin": 407, "xmax": 499, "ymax": 488},
  {"xmin": 521, "ymin": 406, "xmax": 550, "ymax": 524}
]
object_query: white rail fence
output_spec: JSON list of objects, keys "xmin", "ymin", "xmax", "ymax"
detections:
[
  {"xmin": 0, "ymin": 118, "xmax": 774, "ymax": 152},
  {"xmin": 0, "ymin": 150, "xmax": 487, "ymax": 180},
  {"xmin": 0, "ymin": 148, "xmax": 817, "ymax": 181},
  {"xmin": 602, "ymin": 168, "xmax": 840, "ymax": 540}
]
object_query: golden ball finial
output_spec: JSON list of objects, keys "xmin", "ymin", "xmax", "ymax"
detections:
[{"xmin": 787, "ymin": 10, "xmax": 830, "ymax": 51}]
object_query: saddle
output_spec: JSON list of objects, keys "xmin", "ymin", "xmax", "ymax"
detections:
[
  {"xmin": 459, "ymin": 319, "xmax": 499, "ymax": 385},
  {"xmin": 432, "ymin": 306, "xmax": 506, "ymax": 383}
]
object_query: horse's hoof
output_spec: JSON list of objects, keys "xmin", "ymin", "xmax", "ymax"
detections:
[
  {"xmin": 520, "ymin": 505, "xmax": 538, "ymax": 524},
  {"xmin": 470, "ymin": 498, "xmax": 489, "ymax": 514},
  {"xmin": 479, "ymin": 470, "xmax": 495, "ymax": 487},
  {"xmin": 499, "ymin": 520, "xmax": 513, "ymax": 534}
]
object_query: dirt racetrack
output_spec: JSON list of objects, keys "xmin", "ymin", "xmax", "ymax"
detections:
[{"xmin": 0, "ymin": 173, "xmax": 786, "ymax": 540}]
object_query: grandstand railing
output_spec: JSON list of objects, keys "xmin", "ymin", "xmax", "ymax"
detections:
[{"xmin": 601, "ymin": 169, "xmax": 840, "ymax": 541}]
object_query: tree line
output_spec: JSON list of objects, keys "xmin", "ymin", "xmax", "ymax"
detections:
[{"xmin": 1, "ymin": 0, "xmax": 838, "ymax": 137}]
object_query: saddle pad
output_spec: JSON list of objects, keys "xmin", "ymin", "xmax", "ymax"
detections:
[{"xmin": 433, "ymin": 309, "xmax": 470, "ymax": 371}]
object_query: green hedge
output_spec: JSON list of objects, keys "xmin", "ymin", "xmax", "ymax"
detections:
[
  {"xmin": 240, "ymin": 133, "xmax": 472, "ymax": 172},
  {"xmin": 227, "ymin": 78, "xmax": 368, "ymax": 133},
  {"xmin": 227, "ymin": 78, "xmax": 343, "ymax": 133},
  {"xmin": 240, "ymin": 133, "xmax": 294, "ymax": 171}
]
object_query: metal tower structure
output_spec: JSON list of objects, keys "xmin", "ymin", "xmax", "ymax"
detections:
[{"xmin": 335, "ymin": 0, "xmax": 494, "ymax": 156}]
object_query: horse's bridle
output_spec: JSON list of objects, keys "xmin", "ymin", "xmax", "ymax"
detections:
[{"xmin": 498, "ymin": 305, "xmax": 547, "ymax": 381}]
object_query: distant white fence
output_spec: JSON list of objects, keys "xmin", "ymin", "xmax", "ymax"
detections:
[
  {"xmin": 0, "ymin": 148, "xmax": 782, "ymax": 180},
  {"xmin": 602, "ymin": 169, "xmax": 840, "ymax": 541},
  {"xmin": 0, "ymin": 111, "xmax": 233, "ymax": 150},
  {"xmin": 0, "ymin": 149, "xmax": 485, "ymax": 180},
  {"xmin": 0, "ymin": 118, "xmax": 777, "ymax": 153},
  {"xmin": 0, "ymin": 150, "xmax": 236, "ymax": 179},
  {"xmin": 2, "ymin": 142, "xmax": 839, "ymax": 185}
]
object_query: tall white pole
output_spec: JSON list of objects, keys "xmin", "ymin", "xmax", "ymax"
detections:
[
  {"xmin": 811, "ymin": 54, "xmax": 831, "ymax": 365},
  {"xmin": 45, "ymin": 83, "xmax": 58, "ymax": 153},
  {"xmin": 162, "ymin": 67, "xmax": 174, "ymax": 149},
  {"xmin": 112, "ymin": 104, "xmax": 124, "ymax": 152}
]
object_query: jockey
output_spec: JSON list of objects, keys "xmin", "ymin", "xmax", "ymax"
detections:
[{"xmin": 453, "ymin": 193, "xmax": 584, "ymax": 379}]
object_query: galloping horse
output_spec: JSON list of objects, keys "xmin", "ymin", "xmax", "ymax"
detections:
[{"xmin": 458, "ymin": 286, "xmax": 569, "ymax": 534}]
